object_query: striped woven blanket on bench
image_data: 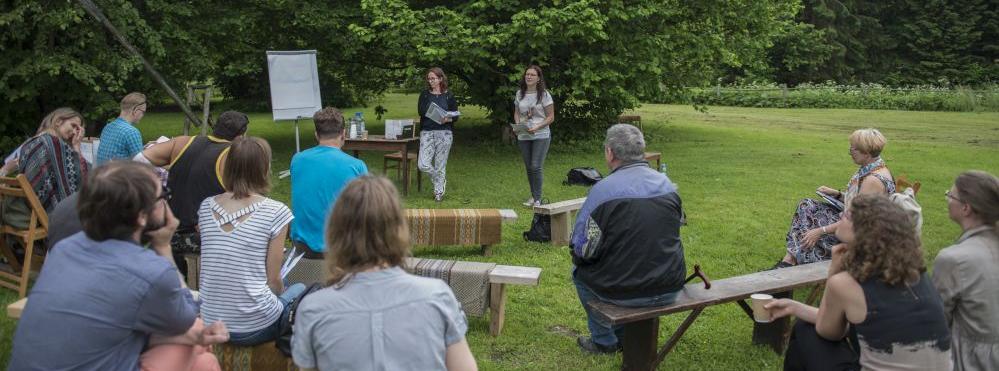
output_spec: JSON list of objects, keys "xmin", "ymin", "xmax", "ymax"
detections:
[
  {"xmin": 406, "ymin": 209, "xmax": 502, "ymax": 247},
  {"xmin": 405, "ymin": 257, "xmax": 496, "ymax": 316}
]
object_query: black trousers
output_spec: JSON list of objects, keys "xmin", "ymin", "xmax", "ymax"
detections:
[{"xmin": 784, "ymin": 321, "xmax": 861, "ymax": 371}]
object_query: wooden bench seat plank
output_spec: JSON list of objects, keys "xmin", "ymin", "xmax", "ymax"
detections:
[
  {"xmin": 498, "ymin": 209, "xmax": 518, "ymax": 223},
  {"xmin": 7, "ymin": 297, "xmax": 26, "ymax": 319},
  {"xmin": 592, "ymin": 261, "xmax": 830, "ymax": 325},
  {"xmin": 533, "ymin": 197, "xmax": 586, "ymax": 215},
  {"xmin": 489, "ymin": 265, "xmax": 542, "ymax": 286}
]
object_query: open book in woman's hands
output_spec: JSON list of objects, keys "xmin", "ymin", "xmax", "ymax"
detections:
[{"xmin": 510, "ymin": 122, "xmax": 531, "ymax": 136}]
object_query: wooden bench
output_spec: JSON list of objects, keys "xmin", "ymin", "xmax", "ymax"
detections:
[
  {"xmin": 589, "ymin": 261, "xmax": 830, "ymax": 371},
  {"xmin": 533, "ymin": 197, "xmax": 586, "ymax": 246},
  {"xmin": 404, "ymin": 257, "xmax": 542, "ymax": 336}
]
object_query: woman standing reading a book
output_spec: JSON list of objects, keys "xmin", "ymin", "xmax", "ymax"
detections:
[
  {"xmin": 513, "ymin": 65, "xmax": 555, "ymax": 207},
  {"xmin": 777, "ymin": 128, "xmax": 895, "ymax": 268},
  {"xmin": 417, "ymin": 67, "xmax": 459, "ymax": 202}
]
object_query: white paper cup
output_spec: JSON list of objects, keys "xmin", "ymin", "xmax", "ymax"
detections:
[{"xmin": 751, "ymin": 293, "xmax": 774, "ymax": 323}]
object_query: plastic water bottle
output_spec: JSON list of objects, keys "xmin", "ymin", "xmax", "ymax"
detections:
[
  {"xmin": 355, "ymin": 112, "xmax": 365, "ymax": 134},
  {"xmin": 659, "ymin": 163, "xmax": 669, "ymax": 175},
  {"xmin": 348, "ymin": 117, "xmax": 358, "ymax": 139}
]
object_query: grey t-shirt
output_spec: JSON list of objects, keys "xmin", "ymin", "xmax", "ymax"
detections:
[
  {"xmin": 514, "ymin": 91, "xmax": 554, "ymax": 140},
  {"xmin": 292, "ymin": 267, "xmax": 468, "ymax": 371}
]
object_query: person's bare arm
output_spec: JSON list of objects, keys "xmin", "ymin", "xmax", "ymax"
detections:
[
  {"xmin": 445, "ymin": 339, "xmax": 478, "ymax": 371},
  {"xmin": 266, "ymin": 225, "xmax": 288, "ymax": 295},
  {"xmin": 148, "ymin": 318, "xmax": 229, "ymax": 346},
  {"xmin": 858, "ymin": 175, "xmax": 886, "ymax": 195},
  {"xmin": 814, "ymin": 272, "xmax": 857, "ymax": 341},
  {"xmin": 142, "ymin": 136, "xmax": 191, "ymax": 167}
]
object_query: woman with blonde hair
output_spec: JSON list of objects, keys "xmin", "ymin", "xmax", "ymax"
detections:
[
  {"xmin": 292, "ymin": 176, "xmax": 477, "ymax": 371},
  {"xmin": 777, "ymin": 128, "xmax": 895, "ymax": 267},
  {"xmin": 933, "ymin": 170, "xmax": 999, "ymax": 370},
  {"xmin": 768, "ymin": 194, "xmax": 952, "ymax": 370},
  {"xmin": 2, "ymin": 108, "xmax": 89, "ymax": 232},
  {"xmin": 197, "ymin": 136, "xmax": 305, "ymax": 346}
]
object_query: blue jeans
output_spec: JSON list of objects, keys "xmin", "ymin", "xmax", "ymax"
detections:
[
  {"xmin": 228, "ymin": 283, "xmax": 307, "ymax": 346},
  {"xmin": 573, "ymin": 270, "xmax": 679, "ymax": 347}
]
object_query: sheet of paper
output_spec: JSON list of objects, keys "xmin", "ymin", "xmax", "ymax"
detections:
[{"xmin": 280, "ymin": 250, "xmax": 305, "ymax": 279}]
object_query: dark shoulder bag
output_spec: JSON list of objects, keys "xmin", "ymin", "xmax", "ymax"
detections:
[
  {"xmin": 523, "ymin": 213, "xmax": 551, "ymax": 242},
  {"xmin": 563, "ymin": 167, "xmax": 603, "ymax": 186},
  {"xmin": 276, "ymin": 282, "xmax": 324, "ymax": 357}
]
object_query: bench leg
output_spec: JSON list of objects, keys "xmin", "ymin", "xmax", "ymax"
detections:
[
  {"xmin": 656, "ymin": 307, "xmax": 703, "ymax": 367},
  {"xmin": 489, "ymin": 283, "xmax": 506, "ymax": 336},
  {"xmin": 550, "ymin": 212, "xmax": 572, "ymax": 246},
  {"xmin": 622, "ymin": 317, "xmax": 658, "ymax": 371}
]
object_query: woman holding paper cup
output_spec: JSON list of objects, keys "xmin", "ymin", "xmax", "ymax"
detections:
[
  {"xmin": 513, "ymin": 65, "xmax": 555, "ymax": 207},
  {"xmin": 767, "ymin": 194, "xmax": 952, "ymax": 370},
  {"xmin": 417, "ymin": 67, "xmax": 459, "ymax": 202}
]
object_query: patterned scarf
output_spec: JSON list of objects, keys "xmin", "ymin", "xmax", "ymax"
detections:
[
  {"xmin": 18, "ymin": 134, "xmax": 89, "ymax": 211},
  {"xmin": 845, "ymin": 157, "xmax": 885, "ymax": 197}
]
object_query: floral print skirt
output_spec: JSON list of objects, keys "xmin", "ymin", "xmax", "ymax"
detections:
[{"xmin": 786, "ymin": 198, "xmax": 841, "ymax": 264}]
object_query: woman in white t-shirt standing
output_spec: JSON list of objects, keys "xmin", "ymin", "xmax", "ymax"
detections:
[
  {"xmin": 197, "ymin": 136, "xmax": 306, "ymax": 346},
  {"xmin": 513, "ymin": 65, "xmax": 555, "ymax": 207}
]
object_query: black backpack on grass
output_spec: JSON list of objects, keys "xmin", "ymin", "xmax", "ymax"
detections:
[{"xmin": 563, "ymin": 167, "xmax": 602, "ymax": 186}]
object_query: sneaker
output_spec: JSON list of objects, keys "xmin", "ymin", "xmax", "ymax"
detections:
[
  {"xmin": 522, "ymin": 198, "xmax": 535, "ymax": 207},
  {"xmin": 434, "ymin": 193, "xmax": 444, "ymax": 203},
  {"xmin": 533, "ymin": 200, "xmax": 543, "ymax": 207},
  {"xmin": 576, "ymin": 336, "xmax": 621, "ymax": 354}
]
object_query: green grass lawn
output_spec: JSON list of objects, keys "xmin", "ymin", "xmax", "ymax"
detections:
[{"xmin": 3, "ymin": 94, "xmax": 998, "ymax": 369}]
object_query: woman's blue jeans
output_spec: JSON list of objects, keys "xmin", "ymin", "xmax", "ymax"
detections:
[{"xmin": 227, "ymin": 283, "xmax": 307, "ymax": 346}]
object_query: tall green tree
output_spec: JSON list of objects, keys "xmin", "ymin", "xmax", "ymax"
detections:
[
  {"xmin": 0, "ymin": 0, "xmax": 213, "ymax": 151},
  {"xmin": 882, "ymin": 0, "xmax": 996, "ymax": 85},
  {"xmin": 352, "ymin": 0, "xmax": 797, "ymax": 133}
]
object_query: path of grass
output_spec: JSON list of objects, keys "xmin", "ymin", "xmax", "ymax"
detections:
[{"xmin": 2, "ymin": 95, "xmax": 997, "ymax": 369}]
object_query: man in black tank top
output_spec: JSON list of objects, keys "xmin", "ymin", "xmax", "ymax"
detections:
[{"xmin": 138, "ymin": 111, "xmax": 249, "ymax": 276}]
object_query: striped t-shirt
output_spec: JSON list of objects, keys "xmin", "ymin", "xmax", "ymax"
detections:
[{"xmin": 198, "ymin": 195, "xmax": 294, "ymax": 333}]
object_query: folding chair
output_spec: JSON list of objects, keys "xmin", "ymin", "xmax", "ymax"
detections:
[{"xmin": 0, "ymin": 174, "xmax": 49, "ymax": 298}]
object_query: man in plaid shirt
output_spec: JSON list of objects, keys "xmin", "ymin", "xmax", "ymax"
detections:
[{"xmin": 96, "ymin": 92, "xmax": 146, "ymax": 166}]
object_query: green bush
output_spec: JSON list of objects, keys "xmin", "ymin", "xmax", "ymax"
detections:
[{"xmin": 663, "ymin": 82, "xmax": 999, "ymax": 112}]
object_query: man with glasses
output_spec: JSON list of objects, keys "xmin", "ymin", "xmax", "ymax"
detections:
[
  {"xmin": 96, "ymin": 92, "xmax": 147, "ymax": 166},
  {"xmin": 10, "ymin": 161, "xmax": 226, "ymax": 370}
]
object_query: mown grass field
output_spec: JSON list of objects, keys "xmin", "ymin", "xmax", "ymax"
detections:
[{"xmin": 3, "ymin": 94, "xmax": 998, "ymax": 369}]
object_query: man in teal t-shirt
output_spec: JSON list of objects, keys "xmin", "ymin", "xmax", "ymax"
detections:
[{"xmin": 290, "ymin": 107, "xmax": 367, "ymax": 253}]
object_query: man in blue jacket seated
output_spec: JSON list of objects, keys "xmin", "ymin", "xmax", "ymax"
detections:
[{"xmin": 571, "ymin": 124, "xmax": 687, "ymax": 354}]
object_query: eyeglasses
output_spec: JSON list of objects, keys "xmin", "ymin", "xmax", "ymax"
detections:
[
  {"xmin": 945, "ymin": 190, "xmax": 962, "ymax": 203},
  {"xmin": 157, "ymin": 185, "xmax": 172, "ymax": 202}
]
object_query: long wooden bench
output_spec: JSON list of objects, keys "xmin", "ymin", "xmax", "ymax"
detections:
[
  {"xmin": 181, "ymin": 255, "xmax": 540, "ymax": 337},
  {"xmin": 589, "ymin": 260, "xmax": 830, "ymax": 371},
  {"xmin": 533, "ymin": 197, "xmax": 586, "ymax": 245}
]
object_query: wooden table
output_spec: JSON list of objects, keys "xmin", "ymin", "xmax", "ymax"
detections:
[{"xmin": 343, "ymin": 135, "xmax": 420, "ymax": 195}]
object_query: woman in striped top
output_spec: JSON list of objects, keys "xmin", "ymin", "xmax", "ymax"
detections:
[{"xmin": 197, "ymin": 137, "xmax": 306, "ymax": 346}]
